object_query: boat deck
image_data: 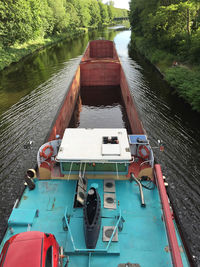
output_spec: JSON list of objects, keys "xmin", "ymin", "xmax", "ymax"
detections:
[{"xmin": 1, "ymin": 179, "xmax": 188, "ymax": 267}]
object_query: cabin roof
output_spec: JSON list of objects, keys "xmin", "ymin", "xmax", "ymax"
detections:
[{"xmin": 56, "ymin": 128, "xmax": 131, "ymax": 162}]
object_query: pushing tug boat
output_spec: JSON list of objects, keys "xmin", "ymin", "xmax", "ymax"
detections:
[{"xmin": 0, "ymin": 40, "xmax": 190, "ymax": 267}]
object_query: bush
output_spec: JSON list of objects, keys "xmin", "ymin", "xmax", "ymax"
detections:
[{"xmin": 165, "ymin": 66, "xmax": 200, "ymax": 112}]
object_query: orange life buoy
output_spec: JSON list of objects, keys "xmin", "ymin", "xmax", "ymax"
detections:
[
  {"xmin": 40, "ymin": 144, "xmax": 54, "ymax": 159},
  {"xmin": 138, "ymin": 145, "xmax": 150, "ymax": 159}
]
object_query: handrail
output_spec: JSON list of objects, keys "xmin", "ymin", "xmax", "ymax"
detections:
[
  {"xmin": 130, "ymin": 173, "xmax": 145, "ymax": 207},
  {"xmin": 56, "ymin": 159, "xmax": 134, "ymax": 164},
  {"xmin": 155, "ymin": 164, "xmax": 183, "ymax": 267},
  {"xmin": 140, "ymin": 159, "xmax": 153, "ymax": 167},
  {"xmin": 139, "ymin": 159, "xmax": 154, "ymax": 171},
  {"xmin": 63, "ymin": 207, "xmax": 122, "ymax": 253}
]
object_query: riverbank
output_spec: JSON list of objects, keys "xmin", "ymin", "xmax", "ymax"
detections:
[
  {"xmin": 0, "ymin": 28, "xmax": 88, "ymax": 72},
  {"xmin": 130, "ymin": 34, "xmax": 200, "ymax": 113},
  {"xmin": 0, "ymin": 22, "xmax": 130, "ymax": 72}
]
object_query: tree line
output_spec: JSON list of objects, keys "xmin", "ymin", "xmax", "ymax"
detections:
[
  {"xmin": 129, "ymin": 0, "xmax": 200, "ymax": 64},
  {"xmin": 0, "ymin": 0, "xmax": 128, "ymax": 47},
  {"xmin": 129, "ymin": 0, "xmax": 200, "ymax": 111}
]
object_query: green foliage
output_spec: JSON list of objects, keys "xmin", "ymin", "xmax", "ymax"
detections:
[
  {"xmin": 88, "ymin": 0, "xmax": 101, "ymax": 27},
  {"xmin": 0, "ymin": 28, "xmax": 86, "ymax": 71},
  {"xmin": 98, "ymin": 1, "xmax": 109, "ymax": 25},
  {"xmin": 129, "ymin": 0, "xmax": 200, "ymax": 111},
  {"xmin": 0, "ymin": 0, "xmax": 129, "ymax": 71},
  {"xmin": 129, "ymin": 0, "xmax": 200, "ymax": 61},
  {"xmin": 0, "ymin": 0, "xmax": 44, "ymax": 45},
  {"xmin": 107, "ymin": 3, "xmax": 114, "ymax": 22},
  {"xmin": 47, "ymin": 0, "xmax": 70, "ymax": 34},
  {"xmin": 76, "ymin": 0, "xmax": 91, "ymax": 27},
  {"xmin": 165, "ymin": 67, "xmax": 200, "ymax": 111},
  {"xmin": 0, "ymin": 0, "xmax": 127, "ymax": 49}
]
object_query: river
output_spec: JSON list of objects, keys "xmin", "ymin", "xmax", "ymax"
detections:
[{"xmin": 0, "ymin": 28, "xmax": 199, "ymax": 266}]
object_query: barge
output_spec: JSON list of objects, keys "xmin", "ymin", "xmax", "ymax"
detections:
[{"xmin": 0, "ymin": 40, "xmax": 189, "ymax": 267}]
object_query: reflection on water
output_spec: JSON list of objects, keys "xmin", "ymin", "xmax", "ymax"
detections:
[
  {"xmin": 69, "ymin": 86, "xmax": 131, "ymax": 131},
  {"xmin": 0, "ymin": 29, "xmax": 117, "ymax": 116},
  {"xmin": 0, "ymin": 29, "xmax": 200, "ymax": 266}
]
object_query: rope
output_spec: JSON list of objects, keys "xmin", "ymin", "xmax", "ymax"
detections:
[
  {"xmin": 116, "ymin": 163, "xmax": 119, "ymax": 179},
  {"xmin": 67, "ymin": 162, "xmax": 73, "ymax": 180}
]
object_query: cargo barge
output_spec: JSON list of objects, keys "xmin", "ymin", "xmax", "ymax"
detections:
[{"xmin": 0, "ymin": 40, "xmax": 189, "ymax": 267}]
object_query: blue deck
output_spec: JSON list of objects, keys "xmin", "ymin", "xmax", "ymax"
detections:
[{"xmin": 0, "ymin": 179, "xmax": 189, "ymax": 267}]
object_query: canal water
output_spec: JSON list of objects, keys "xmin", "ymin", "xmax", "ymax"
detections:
[
  {"xmin": 69, "ymin": 85, "xmax": 131, "ymax": 131},
  {"xmin": 0, "ymin": 28, "xmax": 200, "ymax": 266}
]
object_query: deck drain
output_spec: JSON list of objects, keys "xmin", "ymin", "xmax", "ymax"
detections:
[
  {"xmin": 104, "ymin": 179, "xmax": 115, "ymax": 192},
  {"xmin": 103, "ymin": 226, "xmax": 118, "ymax": 242},
  {"xmin": 106, "ymin": 182, "xmax": 113, "ymax": 188},
  {"xmin": 104, "ymin": 193, "xmax": 116, "ymax": 209},
  {"xmin": 105, "ymin": 228, "xmax": 114, "ymax": 238},
  {"xmin": 106, "ymin": 197, "xmax": 114, "ymax": 204}
]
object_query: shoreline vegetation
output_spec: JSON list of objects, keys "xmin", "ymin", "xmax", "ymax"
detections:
[
  {"xmin": 129, "ymin": 0, "xmax": 200, "ymax": 112},
  {"xmin": 0, "ymin": 28, "xmax": 87, "ymax": 71},
  {"xmin": 0, "ymin": 0, "xmax": 128, "ymax": 71}
]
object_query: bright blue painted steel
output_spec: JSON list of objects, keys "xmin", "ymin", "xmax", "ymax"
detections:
[
  {"xmin": 63, "ymin": 205, "xmax": 121, "ymax": 253},
  {"xmin": 129, "ymin": 135, "xmax": 148, "ymax": 144},
  {"xmin": 8, "ymin": 208, "xmax": 37, "ymax": 226},
  {"xmin": 88, "ymin": 252, "xmax": 91, "ymax": 267},
  {"xmin": 90, "ymin": 183, "xmax": 98, "ymax": 190},
  {"xmin": 0, "ymin": 179, "xmax": 190, "ymax": 267},
  {"xmin": 64, "ymin": 207, "xmax": 76, "ymax": 251}
]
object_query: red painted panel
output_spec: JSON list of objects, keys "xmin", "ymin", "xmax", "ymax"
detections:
[
  {"xmin": 82, "ymin": 40, "xmax": 119, "ymax": 61},
  {"xmin": 155, "ymin": 164, "xmax": 183, "ymax": 267},
  {"xmin": 81, "ymin": 61, "xmax": 120, "ymax": 86},
  {"xmin": 81, "ymin": 43, "xmax": 90, "ymax": 62},
  {"xmin": 47, "ymin": 40, "xmax": 145, "ymax": 140},
  {"xmin": 120, "ymin": 68, "xmax": 144, "ymax": 134},
  {"xmin": 48, "ymin": 67, "xmax": 81, "ymax": 141},
  {"xmin": 90, "ymin": 41, "xmax": 113, "ymax": 58}
]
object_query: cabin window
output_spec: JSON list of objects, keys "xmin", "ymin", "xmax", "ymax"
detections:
[{"xmin": 45, "ymin": 246, "xmax": 53, "ymax": 267}]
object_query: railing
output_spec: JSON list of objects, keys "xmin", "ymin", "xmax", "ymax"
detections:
[{"xmin": 63, "ymin": 207, "xmax": 122, "ymax": 253}]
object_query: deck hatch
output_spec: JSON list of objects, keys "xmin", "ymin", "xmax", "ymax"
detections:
[
  {"xmin": 104, "ymin": 180, "xmax": 115, "ymax": 193},
  {"xmin": 104, "ymin": 193, "xmax": 116, "ymax": 209},
  {"xmin": 102, "ymin": 144, "xmax": 120, "ymax": 156},
  {"xmin": 103, "ymin": 226, "xmax": 118, "ymax": 242}
]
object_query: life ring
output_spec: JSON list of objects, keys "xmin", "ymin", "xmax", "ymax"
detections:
[
  {"xmin": 40, "ymin": 144, "xmax": 54, "ymax": 159},
  {"xmin": 138, "ymin": 145, "xmax": 150, "ymax": 159}
]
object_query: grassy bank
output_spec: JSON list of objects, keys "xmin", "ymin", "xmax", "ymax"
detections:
[
  {"xmin": 130, "ymin": 35, "xmax": 200, "ymax": 112},
  {"xmin": 0, "ymin": 28, "xmax": 87, "ymax": 71}
]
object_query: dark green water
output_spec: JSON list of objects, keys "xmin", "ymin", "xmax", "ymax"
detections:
[{"xmin": 0, "ymin": 28, "xmax": 200, "ymax": 266}]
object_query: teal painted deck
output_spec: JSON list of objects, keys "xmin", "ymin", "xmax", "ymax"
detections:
[{"xmin": 0, "ymin": 179, "xmax": 189, "ymax": 267}]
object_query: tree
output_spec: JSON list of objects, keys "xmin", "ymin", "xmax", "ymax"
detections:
[
  {"xmin": 107, "ymin": 2, "xmax": 114, "ymax": 22},
  {"xmin": 98, "ymin": 1, "xmax": 109, "ymax": 25},
  {"xmin": 88, "ymin": 0, "xmax": 101, "ymax": 27},
  {"xmin": 47, "ymin": 0, "xmax": 70, "ymax": 34},
  {"xmin": 0, "ymin": 0, "xmax": 45, "ymax": 45}
]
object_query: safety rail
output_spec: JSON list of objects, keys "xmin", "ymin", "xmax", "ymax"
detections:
[
  {"xmin": 139, "ymin": 159, "xmax": 154, "ymax": 171},
  {"xmin": 63, "ymin": 207, "xmax": 122, "ymax": 253},
  {"xmin": 130, "ymin": 173, "xmax": 145, "ymax": 207}
]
